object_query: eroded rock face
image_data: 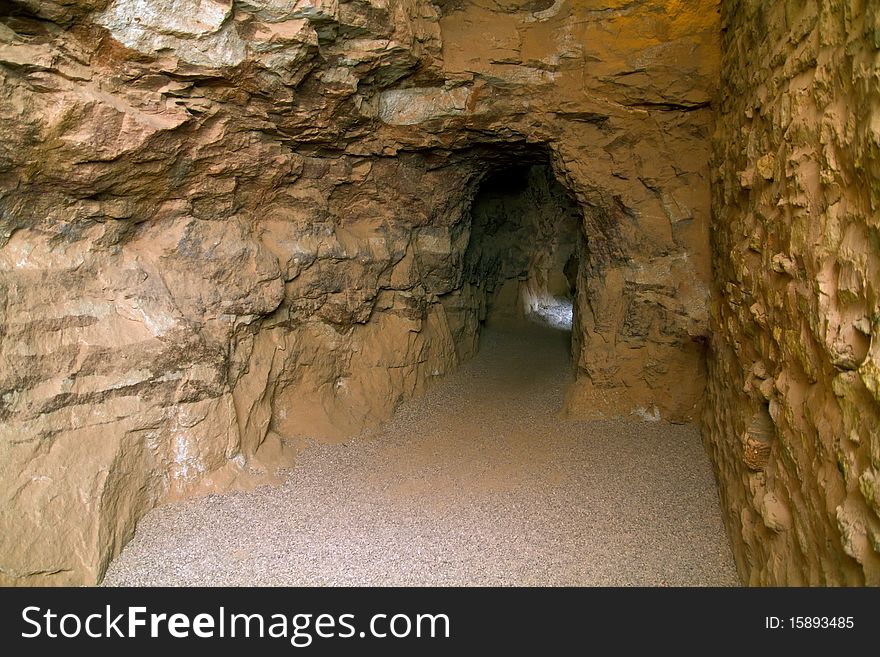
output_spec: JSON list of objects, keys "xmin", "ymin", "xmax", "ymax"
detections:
[
  {"xmin": 706, "ymin": 0, "xmax": 880, "ymax": 584},
  {"xmin": 0, "ymin": 0, "xmax": 718, "ymax": 584}
]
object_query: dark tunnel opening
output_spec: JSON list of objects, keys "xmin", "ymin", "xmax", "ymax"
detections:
[{"xmin": 446, "ymin": 161, "xmax": 583, "ymax": 367}]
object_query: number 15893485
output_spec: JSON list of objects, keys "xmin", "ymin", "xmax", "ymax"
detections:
[{"xmin": 765, "ymin": 616, "xmax": 854, "ymax": 629}]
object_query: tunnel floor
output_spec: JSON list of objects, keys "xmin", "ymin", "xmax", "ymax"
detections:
[{"xmin": 103, "ymin": 321, "xmax": 738, "ymax": 586}]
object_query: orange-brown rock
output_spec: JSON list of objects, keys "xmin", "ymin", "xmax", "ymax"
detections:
[
  {"xmin": 705, "ymin": 0, "xmax": 880, "ymax": 585},
  {"xmin": 0, "ymin": 0, "xmax": 720, "ymax": 585}
]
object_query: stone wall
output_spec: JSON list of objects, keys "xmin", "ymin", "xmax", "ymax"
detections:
[
  {"xmin": 0, "ymin": 0, "xmax": 719, "ymax": 584},
  {"xmin": 706, "ymin": 0, "xmax": 880, "ymax": 584}
]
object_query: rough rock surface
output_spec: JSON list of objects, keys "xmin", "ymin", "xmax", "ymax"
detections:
[
  {"xmin": 706, "ymin": 0, "xmax": 880, "ymax": 584},
  {"xmin": 0, "ymin": 0, "xmax": 718, "ymax": 585}
]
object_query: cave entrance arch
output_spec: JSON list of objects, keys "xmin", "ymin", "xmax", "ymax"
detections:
[{"xmin": 437, "ymin": 157, "xmax": 585, "ymax": 366}]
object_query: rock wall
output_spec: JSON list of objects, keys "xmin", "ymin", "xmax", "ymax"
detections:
[
  {"xmin": 706, "ymin": 0, "xmax": 880, "ymax": 584},
  {"xmin": 0, "ymin": 0, "xmax": 719, "ymax": 584}
]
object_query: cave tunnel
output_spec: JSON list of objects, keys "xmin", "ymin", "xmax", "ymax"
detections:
[
  {"xmin": 3, "ymin": 0, "xmax": 878, "ymax": 594},
  {"xmin": 462, "ymin": 163, "xmax": 580, "ymax": 334},
  {"xmin": 439, "ymin": 156, "xmax": 585, "ymax": 385}
]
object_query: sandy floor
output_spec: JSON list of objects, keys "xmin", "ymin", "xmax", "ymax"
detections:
[{"xmin": 103, "ymin": 320, "xmax": 739, "ymax": 586}]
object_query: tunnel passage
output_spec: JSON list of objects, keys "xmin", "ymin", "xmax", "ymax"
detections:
[
  {"xmin": 438, "ymin": 163, "xmax": 583, "ymax": 364},
  {"xmin": 0, "ymin": 0, "xmax": 718, "ymax": 588},
  {"xmin": 5, "ymin": 0, "xmax": 877, "ymax": 591}
]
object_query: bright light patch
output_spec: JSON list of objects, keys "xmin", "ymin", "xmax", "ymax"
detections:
[{"xmin": 526, "ymin": 295, "xmax": 573, "ymax": 330}]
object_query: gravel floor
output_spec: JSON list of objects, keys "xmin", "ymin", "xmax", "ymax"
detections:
[{"xmin": 103, "ymin": 320, "xmax": 740, "ymax": 587}]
